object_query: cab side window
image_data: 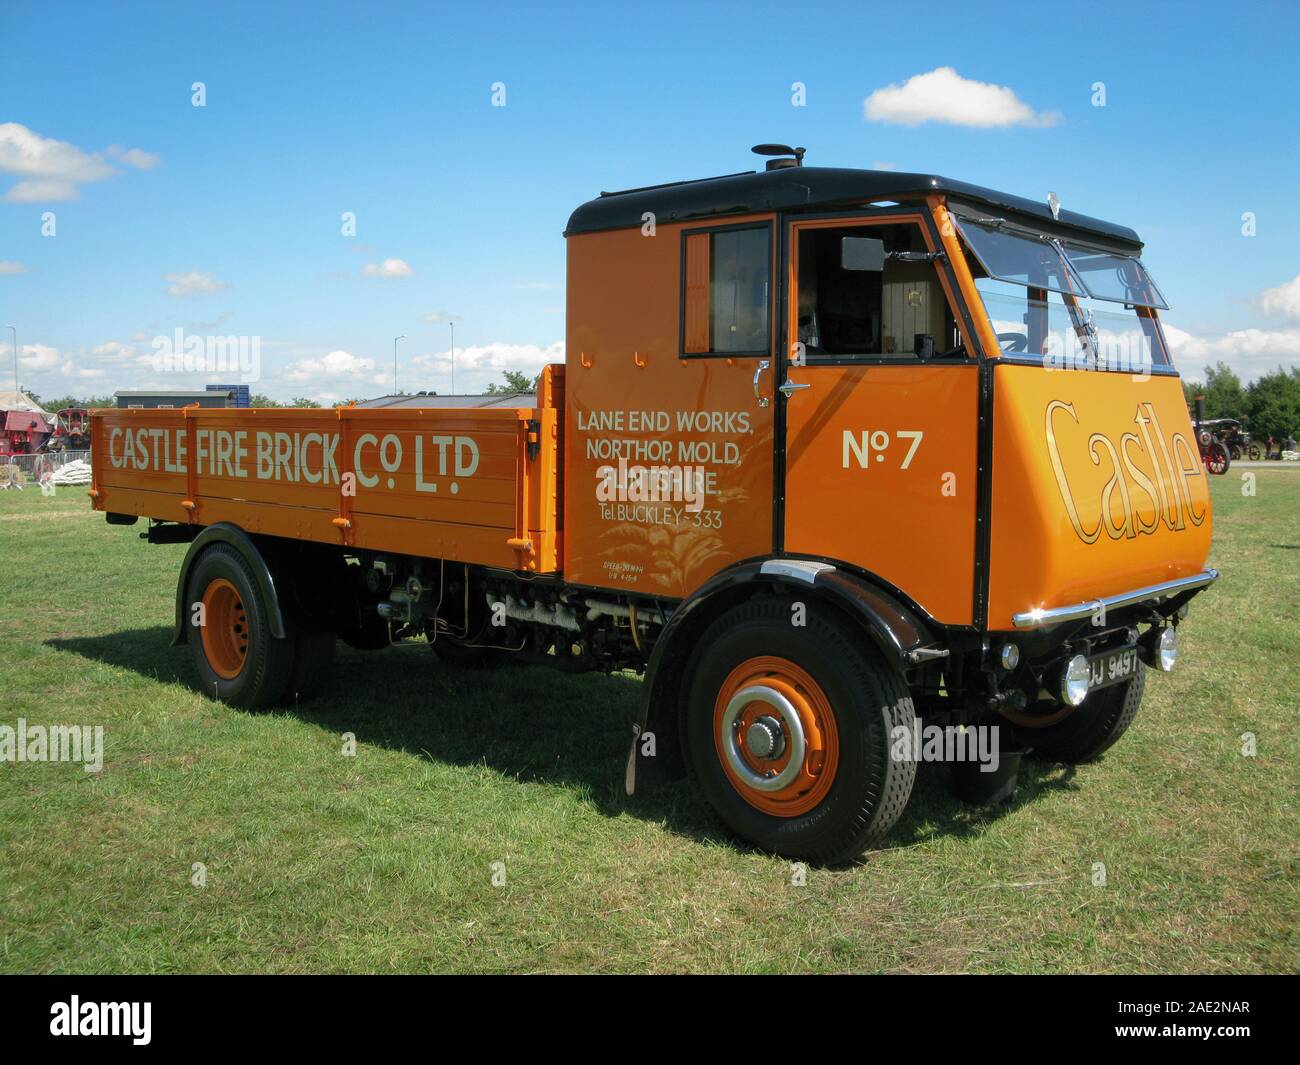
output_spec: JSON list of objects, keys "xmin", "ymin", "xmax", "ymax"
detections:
[
  {"xmin": 796, "ymin": 223, "xmax": 961, "ymax": 360},
  {"xmin": 682, "ymin": 224, "xmax": 772, "ymax": 356}
]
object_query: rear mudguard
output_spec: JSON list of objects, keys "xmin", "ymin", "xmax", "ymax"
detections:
[
  {"xmin": 626, "ymin": 558, "xmax": 942, "ymax": 794},
  {"xmin": 171, "ymin": 523, "xmax": 288, "ymax": 646}
]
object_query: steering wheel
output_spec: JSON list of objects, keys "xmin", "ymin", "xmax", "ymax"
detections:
[{"xmin": 996, "ymin": 331, "xmax": 1028, "ymax": 353}]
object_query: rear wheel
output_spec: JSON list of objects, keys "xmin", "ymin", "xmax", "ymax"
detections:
[
  {"xmin": 1246, "ymin": 442, "xmax": 1264, "ymax": 461},
  {"xmin": 1010, "ymin": 664, "xmax": 1146, "ymax": 764},
  {"xmin": 680, "ymin": 598, "xmax": 916, "ymax": 863},
  {"xmin": 185, "ymin": 545, "xmax": 295, "ymax": 709}
]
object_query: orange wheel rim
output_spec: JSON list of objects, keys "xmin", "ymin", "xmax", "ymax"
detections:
[
  {"xmin": 712, "ymin": 655, "xmax": 839, "ymax": 817},
  {"xmin": 200, "ymin": 578, "xmax": 249, "ymax": 680}
]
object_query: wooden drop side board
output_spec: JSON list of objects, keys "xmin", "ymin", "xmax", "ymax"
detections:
[{"xmin": 89, "ymin": 366, "xmax": 564, "ymax": 574}]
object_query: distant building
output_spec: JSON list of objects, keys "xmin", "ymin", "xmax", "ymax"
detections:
[
  {"xmin": 207, "ymin": 384, "xmax": 251, "ymax": 407},
  {"xmin": 115, "ymin": 389, "xmax": 235, "ymax": 409}
]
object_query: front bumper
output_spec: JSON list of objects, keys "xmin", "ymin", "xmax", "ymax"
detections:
[{"xmin": 1011, "ymin": 569, "xmax": 1219, "ymax": 630}]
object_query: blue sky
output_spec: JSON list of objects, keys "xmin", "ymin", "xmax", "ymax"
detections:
[{"xmin": 1, "ymin": 0, "xmax": 1297, "ymax": 401}]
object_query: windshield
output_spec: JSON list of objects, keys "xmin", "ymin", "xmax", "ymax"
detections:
[
  {"xmin": 1057, "ymin": 243, "xmax": 1168, "ymax": 309},
  {"xmin": 955, "ymin": 220, "xmax": 1081, "ymax": 294},
  {"xmin": 954, "ymin": 217, "xmax": 1172, "ymax": 371}
]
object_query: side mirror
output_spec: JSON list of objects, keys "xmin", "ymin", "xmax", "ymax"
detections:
[{"xmin": 841, "ymin": 236, "xmax": 886, "ymax": 272}]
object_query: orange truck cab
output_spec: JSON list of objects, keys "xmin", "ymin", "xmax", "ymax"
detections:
[{"xmin": 90, "ymin": 147, "xmax": 1216, "ymax": 862}]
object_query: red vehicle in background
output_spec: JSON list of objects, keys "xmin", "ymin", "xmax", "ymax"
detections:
[
  {"xmin": 48, "ymin": 407, "xmax": 91, "ymax": 451},
  {"xmin": 1, "ymin": 410, "xmax": 52, "ymax": 457},
  {"xmin": 1189, "ymin": 397, "xmax": 1231, "ymax": 475}
]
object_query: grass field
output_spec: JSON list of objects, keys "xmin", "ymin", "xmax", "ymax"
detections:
[{"xmin": 0, "ymin": 471, "xmax": 1296, "ymax": 974}]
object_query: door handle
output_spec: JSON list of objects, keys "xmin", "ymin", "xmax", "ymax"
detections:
[
  {"xmin": 779, "ymin": 379, "xmax": 811, "ymax": 398},
  {"xmin": 753, "ymin": 359, "xmax": 771, "ymax": 408}
]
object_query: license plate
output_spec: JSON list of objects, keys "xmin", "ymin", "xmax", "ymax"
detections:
[{"xmin": 1087, "ymin": 645, "xmax": 1140, "ymax": 691}]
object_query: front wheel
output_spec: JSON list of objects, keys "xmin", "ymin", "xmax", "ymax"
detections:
[{"xmin": 680, "ymin": 598, "xmax": 916, "ymax": 863}]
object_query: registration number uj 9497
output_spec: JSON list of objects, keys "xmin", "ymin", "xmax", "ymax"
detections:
[{"xmin": 1087, "ymin": 646, "xmax": 1140, "ymax": 691}]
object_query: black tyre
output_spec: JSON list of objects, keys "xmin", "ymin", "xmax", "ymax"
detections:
[
  {"xmin": 679, "ymin": 598, "xmax": 916, "ymax": 863},
  {"xmin": 1017, "ymin": 663, "xmax": 1146, "ymax": 764},
  {"xmin": 184, "ymin": 544, "xmax": 295, "ymax": 710}
]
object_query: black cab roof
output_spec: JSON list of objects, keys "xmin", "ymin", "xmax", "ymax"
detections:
[{"xmin": 565, "ymin": 166, "xmax": 1142, "ymax": 251}]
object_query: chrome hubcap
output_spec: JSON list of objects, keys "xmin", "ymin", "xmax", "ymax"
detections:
[
  {"xmin": 744, "ymin": 715, "xmax": 786, "ymax": 760},
  {"xmin": 720, "ymin": 685, "xmax": 807, "ymax": 792}
]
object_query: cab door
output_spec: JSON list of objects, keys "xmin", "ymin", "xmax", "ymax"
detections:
[
  {"xmin": 564, "ymin": 215, "xmax": 778, "ymax": 598},
  {"xmin": 780, "ymin": 213, "xmax": 981, "ymax": 627}
]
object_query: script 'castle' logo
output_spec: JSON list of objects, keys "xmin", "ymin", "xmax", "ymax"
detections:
[{"xmin": 1046, "ymin": 399, "xmax": 1206, "ymax": 544}]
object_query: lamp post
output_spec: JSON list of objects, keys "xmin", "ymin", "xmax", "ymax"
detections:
[
  {"xmin": 6, "ymin": 324, "xmax": 15, "ymax": 393},
  {"xmin": 393, "ymin": 335, "xmax": 405, "ymax": 395}
]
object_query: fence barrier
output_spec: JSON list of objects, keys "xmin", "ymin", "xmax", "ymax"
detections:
[{"xmin": 0, "ymin": 450, "xmax": 92, "ymax": 491}]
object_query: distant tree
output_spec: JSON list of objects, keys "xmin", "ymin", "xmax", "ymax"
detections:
[
  {"xmin": 26, "ymin": 392, "xmax": 114, "ymax": 410},
  {"xmin": 249, "ymin": 393, "xmax": 284, "ymax": 408},
  {"xmin": 1246, "ymin": 366, "xmax": 1300, "ymax": 443},
  {"xmin": 485, "ymin": 370, "xmax": 535, "ymax": 394},
  {"xmin": 289, "ymin": 396, "xmax": 323, "ymax": 408},
  {"xmin": 1182, "ymin": 362, "xmax": 1247, "ymax": 419}
]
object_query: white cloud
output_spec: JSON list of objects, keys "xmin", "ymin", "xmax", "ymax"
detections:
[
  {"xmin": 864, "ymin": 68, "xmax": 1060, "ymax": 128},
  {"xmin": 412, "ymin": 340, "xmax": 562, "ymax": 372},
  {"xmin": 283, "ymin": 349, "xmax": 376, "ymax": 383},
  {"xmin": 1257, "ymin": 275, "xmax": 1300, "ymax": 323},
  {"xmin": 2, "ymin": 342, "xmax": 62, "ymax": 372},
  {"xmin": 408, "ymin": 340, "xmax": 566, "ymax": 395},
  {"xmin": 64, "ymin": 363, "xmax": 105, "ymax": 379},
  {"xmin": 0, "ymin": 260, "xmax": 28, "ymax": 275},
  {"xmin": 361, "ymin": 258, "xmax": 413, "ymax": 279},
  {"xmin": 0, "ymin": 122, "xmax": 159, "ymax": 202},
  {"xmin": 2, "ymin": 341, "xmax": 114, "ymax": 382},
  {"xmin": 105, "ymin": 145, "xmax": 162, "ymax": 170},
  {"xmin": 165, "ymin": 270, "xmax": 229, "ymax": 298},
  {"xmin": 1163, "ymin": 322, "xmax": 1300, "ymax": 380},
  {"xmin": 4, "ymin": 179, "xmax": 80, "ymax": 202},
  {"xmin": 0, "ymin": 122, "xmax": 114, "ymax": 181},
  {"xmin": 91, "ymin": 341, "xmax": 137, "ymax": 359}
]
